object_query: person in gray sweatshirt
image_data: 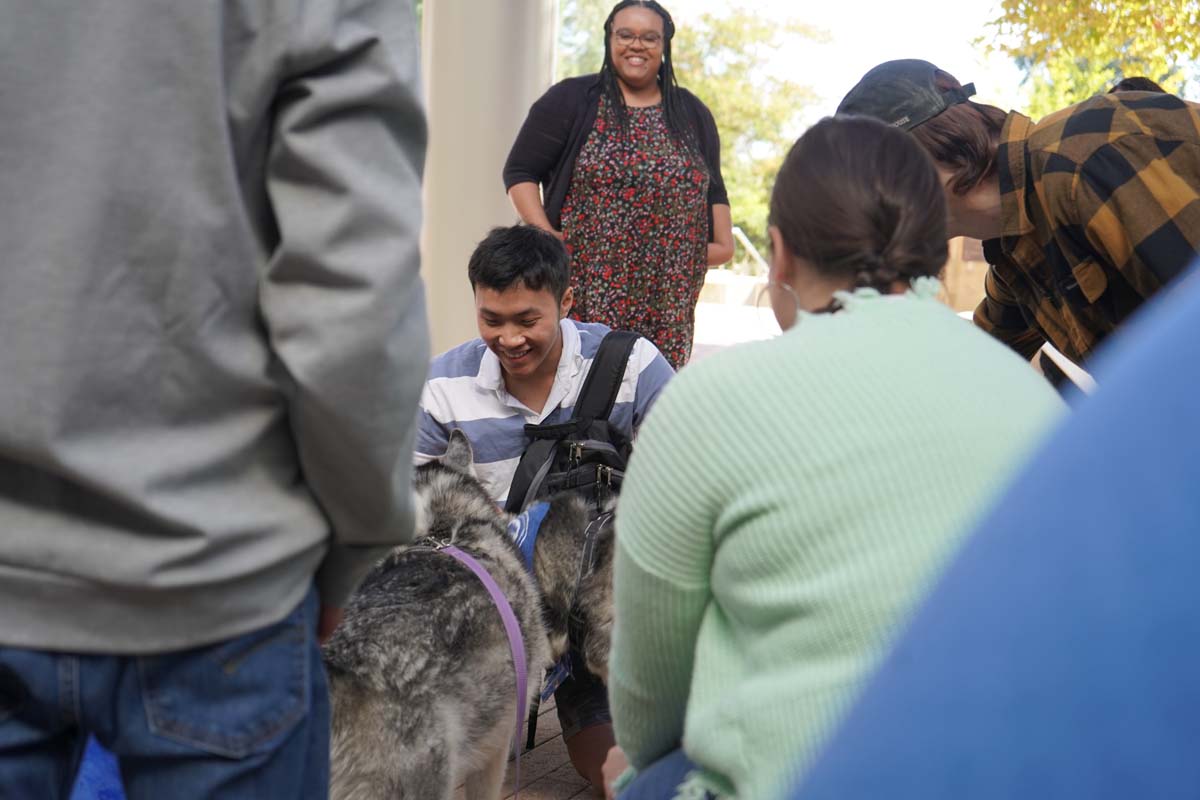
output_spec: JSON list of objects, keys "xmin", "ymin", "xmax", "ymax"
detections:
[{"xmin": 0, "ymin": 1, "xmax": 429, "ymax": 796}]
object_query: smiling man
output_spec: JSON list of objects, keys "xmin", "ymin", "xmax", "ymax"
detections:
[
  {"xmin": 414, "ymin": 224, "xmax": 673, "ymax": 791},
  {"xmin": 415, "ymin": 224, "xmax": 673, "ymax": 508}
]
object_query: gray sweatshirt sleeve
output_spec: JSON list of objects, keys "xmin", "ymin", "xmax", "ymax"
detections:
[{"xmin": 261, "ymin": 0, "xmax": 430, "ymax": 607}]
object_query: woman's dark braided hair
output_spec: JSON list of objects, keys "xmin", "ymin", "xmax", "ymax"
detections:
[
  {"xmin": 769, "ymin": 115, "xmax": 948, "ymax": 299},
  {"xmin": 599, "ymin": 1, "xmax": 698, "ymax": 152}
]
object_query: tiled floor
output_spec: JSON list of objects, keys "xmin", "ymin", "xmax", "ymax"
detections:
[{"xmin": 453, "ymin": 696, "xmax": 599, "ymax": 800}]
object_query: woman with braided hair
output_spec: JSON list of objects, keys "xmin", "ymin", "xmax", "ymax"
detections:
[
  {"xmin": 602, "ymin": 115, "xmax": 1065, "ymax": 799},
  {"xmin": 504, "ymin": 0, "xmax": 733, "ymax": 370}
]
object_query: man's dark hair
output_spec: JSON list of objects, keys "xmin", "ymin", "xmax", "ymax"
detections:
[
  {"xmin": 599, "ymin": 1, "xmax": 697, "ymax": 152},
  {"xmin": 467, "ymin": 225, "xmax": 571, "ymax": 300},
  {"xmin": 769, "ymin": 116, "xmax": 948, "ymax": 293},
  {"xmin": 908, "ymin": 69, "xmax": 1007, "ymax": 196},
  {"xmin": 1109, "ymin": 76, "xmax": 1166, "ymax": 93}
]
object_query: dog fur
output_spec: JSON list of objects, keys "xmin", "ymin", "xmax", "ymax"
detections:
[{"xmin": 323, "ymin": 431, "xmax": 614, "ymax": 800}]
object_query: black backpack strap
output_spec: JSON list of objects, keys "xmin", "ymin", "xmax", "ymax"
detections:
[
  {"xmin": 572, "ymin": 330, "xmax": 639, "ymax": 422},
  {"xmin": 504, "ymin": 437, "xmax": 556, "ymax": 514},
  {"xmin": 504, "ymin": 331, "xmax": 639, "ymax": 513}
]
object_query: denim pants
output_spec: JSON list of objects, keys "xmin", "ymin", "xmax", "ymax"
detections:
[
  {"xmin": 618, "ymin": 748, "xmax": 714, "ymax": 799},
  {"xmin": 0, "ymin": 586, "xmax": 330, "ymax": 799}
]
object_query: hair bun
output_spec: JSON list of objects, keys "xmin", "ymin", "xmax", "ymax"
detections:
[
  {"xmin": 855, "ymin": 251, "xmax": 901, "ymax": 292},
  {"xmin": 860, "ymin": 251, "xmax": 885, "ymax": 271},
  {"xmin": 767, "ymin": 116, "xmax": 949, "ymax": 292}
]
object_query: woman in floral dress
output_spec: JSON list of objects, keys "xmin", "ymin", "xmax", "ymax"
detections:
[{"xmin": 504, "ymin": 0, "xmax": 732, "ymax": 369}]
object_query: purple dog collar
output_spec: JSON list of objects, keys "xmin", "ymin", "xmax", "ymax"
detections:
[{"xmin": 440, "ymin": 545, "xmax": 528, "ymax": 796}]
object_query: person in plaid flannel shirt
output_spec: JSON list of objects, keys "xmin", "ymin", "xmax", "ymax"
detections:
[{"xmin": 838, "ymin": 59, "xmax": 1200, "ymax": 366}]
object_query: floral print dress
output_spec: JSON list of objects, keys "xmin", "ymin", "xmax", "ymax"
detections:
[{"xmin": 561, "ymin": 96, "xmax": 710, "ymax": 370}]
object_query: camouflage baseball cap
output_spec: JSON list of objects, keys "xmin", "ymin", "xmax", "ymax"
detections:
[{"xmin": 836, "ymin": 59, "xmax": 976, "ymax": 131}]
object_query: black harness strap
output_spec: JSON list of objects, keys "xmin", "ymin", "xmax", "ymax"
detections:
[
  {"xmin": 504, "ymin": 331, "xmax": 639, "ymax": 514},
  {"xmin": 504, "ymin": 437, "xmax": 558, "ymax": 515},
  {"xmin": 577, "ymin": 512, "xmax": 613, "ymax": 585}
]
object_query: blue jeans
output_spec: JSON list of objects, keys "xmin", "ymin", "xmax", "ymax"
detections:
[
  {"xmin": 618, "ymin": 748, "xmax": 713, "ymax": 799},
  {"xmin": 0, "ymin": 586, "xmax": 329, "ymax": 799}
]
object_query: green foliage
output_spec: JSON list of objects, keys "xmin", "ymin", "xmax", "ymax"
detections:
[
  {"xmin": 557, "ymin": 0, "xmax": 824, "ymax": 261},
  {"xmin": 984, "ymin": 0, "xmax": 1200, "ymax": 118},
  {"xmin": 673, "ymin": 13, "xmax": 823, "ymax": 260},
  {"xmin": 558, "ymin": 0, "xmax": 609, "ymax": 78}
]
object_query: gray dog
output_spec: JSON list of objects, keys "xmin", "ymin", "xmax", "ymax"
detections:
[{"xmin": 323, "ymin": 430, "xmax": 614, "ymax": 800}]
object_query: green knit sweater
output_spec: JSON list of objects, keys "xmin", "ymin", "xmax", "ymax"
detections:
[{"xmin": 609, "ymin": 280, "xmax": 1065, "ymax": 799}]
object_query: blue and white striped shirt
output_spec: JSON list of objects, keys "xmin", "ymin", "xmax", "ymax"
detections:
[{"xmin": 415, "ymin": 320, "xmax": 674, "ymax": 503}]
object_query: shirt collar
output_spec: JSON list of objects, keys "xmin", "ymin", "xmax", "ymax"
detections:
[
  {"xmin": 476, "ymin": 342, "xmax": 505, "ymax": 393},
  {"xmin": 557, "ymin": 318, "xmax": 584, "ymax": 377},
  {"xmin": 997, "ymin": 110, "xmax": 1036, "ymax": 241},
  {"xmin": 475, "ymin": 319, "xmax": 584, "ymax": 406}
]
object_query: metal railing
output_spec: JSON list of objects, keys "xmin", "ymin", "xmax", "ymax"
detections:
[{"xmin": 731, "ymin": 226, "xmax": 769, "ymax": 276}]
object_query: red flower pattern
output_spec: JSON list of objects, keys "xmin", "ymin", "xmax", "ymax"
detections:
[{"xmin": 561, "ymin": 97, "xmax": 709, "ymax": 369}]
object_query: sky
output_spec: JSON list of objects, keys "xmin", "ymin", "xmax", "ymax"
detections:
[{"xmin": 668, "ymin": 0, "xmax": 1029, "ymax": 120}]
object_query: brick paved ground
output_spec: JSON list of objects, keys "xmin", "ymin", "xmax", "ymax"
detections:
[{"xmin": 453, "ymin": 696, "xmax": 599, "ymax": 800}]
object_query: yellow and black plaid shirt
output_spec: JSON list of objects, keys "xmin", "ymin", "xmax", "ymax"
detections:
[{"xmin": 974, "ymin": 92, "xmax": 1200, "ymax": 363}]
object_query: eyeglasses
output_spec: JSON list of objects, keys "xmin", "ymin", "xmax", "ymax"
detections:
[{"xmin": 612, "ymin": 29, "xmax": 663, "ymax": 48}]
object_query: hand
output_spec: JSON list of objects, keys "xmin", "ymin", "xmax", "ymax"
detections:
[
  {"xmin": 318, "ymin": 605, "xmax": 344, "ymax": 645},
  {"xmin": 506, "ymin": 183, "xmax": 562, "ymax": 241},
  {"xmin": 601, "ymin": 745, "xmax": 628, "ymax": 800}
]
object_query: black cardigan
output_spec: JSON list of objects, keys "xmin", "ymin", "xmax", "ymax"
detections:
[{"xmin": 503, "ymin": 74, "xmax": 729, "ymax": 241}]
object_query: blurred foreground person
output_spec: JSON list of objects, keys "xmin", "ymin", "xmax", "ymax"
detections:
[{"xmin": 0, "ymin": 2, "xmax": 428, "ymax": 797}]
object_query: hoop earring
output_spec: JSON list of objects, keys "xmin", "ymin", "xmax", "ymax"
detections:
[
  {"xmin": 768, "ymin": 280, "xmax": 800, "ymax": 305},
  {"xmin": 754, "ymin": 280, "xmax": 800, "ymax": 335}
]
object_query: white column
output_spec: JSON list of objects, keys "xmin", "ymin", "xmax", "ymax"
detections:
[{"xmin": 421, "ymin": 0, "xmax": 559, "ymax": 354}]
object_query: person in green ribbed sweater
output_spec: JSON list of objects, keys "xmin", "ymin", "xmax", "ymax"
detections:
[{"xmin": 604, "ymin": 116, "xmax": 1066, "ymax": 800}]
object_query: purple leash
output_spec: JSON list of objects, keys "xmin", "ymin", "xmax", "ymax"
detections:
[{"xmin": 440, "ymin": 545, "xmax": 528, "ymax": 797}]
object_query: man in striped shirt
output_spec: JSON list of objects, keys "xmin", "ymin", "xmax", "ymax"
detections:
[
  {"xmin": 415, "ymin": 225, "xmax": 673, "ymax": 505},
  {"xmin": 414, "ymin": 224, "xmax": 673, "ymax": 790},
  {"xmin": 838, "ymin": 59, "xmax": 1200, "ymax": 366}
]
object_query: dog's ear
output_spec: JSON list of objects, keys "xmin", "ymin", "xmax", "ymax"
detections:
[{"xmin": 442, "ymin": 429, "xmax": 474, "ymax": 473}]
